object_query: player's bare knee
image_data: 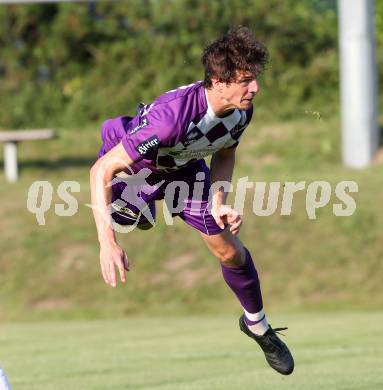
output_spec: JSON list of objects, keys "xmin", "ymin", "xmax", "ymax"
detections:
[{"xmin": 216, "ymin": 246, "xmax": 244, "ymax": 267}]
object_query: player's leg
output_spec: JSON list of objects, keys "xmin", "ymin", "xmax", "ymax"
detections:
[
  {"xmin": 176, "ymin": 162, "xmax": 271, "ymax": 333},
  {"xmin": 111, "ymin": 200, "xmax": 156, "ymax": 230},
  {"xmin": 110, "ymin": 180, "xmax": 156, "ymax": 230},
  {"xmin": 174, "ymin": 161, "xmax": 266, "ymax": 326},
  {"xmin": 200, "ymin": 228, "xmax": 294, "ymax": 375},
  {"xmin": 174, "ymin": 161, "xmax": 293, "ymax": 375},
  {"xmin": 199, "ymin": 228, "xmax": 268, "ymax": 335}
]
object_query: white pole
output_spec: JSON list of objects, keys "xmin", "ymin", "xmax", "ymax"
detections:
[
  {"xmin": 338, "ymin": 0, "xmax": 379, "ymax": 168},
  {"xmin": 4, "ymin": 142, "xmax": 18, "ymax": 183}
]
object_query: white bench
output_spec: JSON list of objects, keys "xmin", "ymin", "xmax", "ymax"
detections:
[{"xmin": 0, "ymin": 129, "xmax": 56, "ymax": 182}]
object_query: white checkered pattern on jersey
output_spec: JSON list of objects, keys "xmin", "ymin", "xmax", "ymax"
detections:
[{"xmin": 156, "ymin": 108, "xmax": 249, "ymax": 170}]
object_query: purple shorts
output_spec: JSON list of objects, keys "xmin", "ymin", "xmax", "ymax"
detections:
[
  {"xmin": 109, "ymin": 160, "xmax": 225, "ymax": 236},
  {"xmin": 97, "ymin": 116, "xmax": 225, "ymax": 235}
]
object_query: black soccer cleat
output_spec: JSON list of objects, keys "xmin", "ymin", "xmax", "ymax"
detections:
[{"xmin": 239, "ymin": 314, "xmax": 294, "ymax": 375}]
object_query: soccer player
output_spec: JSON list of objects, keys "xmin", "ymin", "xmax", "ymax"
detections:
[{"xmin": 90, "ymin": 26, "xmax": 294, "ymax": 375}]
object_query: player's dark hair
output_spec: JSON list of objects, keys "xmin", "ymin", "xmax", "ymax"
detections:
[{"xmin": 202, "ymin": 26, "xmax": 269, "ymax": 88}]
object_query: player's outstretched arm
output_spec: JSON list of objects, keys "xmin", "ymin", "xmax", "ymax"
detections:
[
  {"xmin": 90, "ymin": 142, "xmax": 133, "ymax": 287},
  {"xmin": 210, "ymin": 148, "xmax": 242, "ymax": 236}
]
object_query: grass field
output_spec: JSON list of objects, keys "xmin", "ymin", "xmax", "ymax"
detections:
[
  {"xmin": 0, "ymin": 116, "xmax": 382, "ymax": 389},
  {"xmin": 0, "ymin": 312, "xmax": 382, "ymax": 389}
]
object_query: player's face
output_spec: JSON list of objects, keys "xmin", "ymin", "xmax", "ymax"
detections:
[{"xmin": 221, "ymin": 72, "xmax": 259, "ymax": 110}]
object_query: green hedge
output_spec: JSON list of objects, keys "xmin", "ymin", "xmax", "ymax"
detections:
[{"xmin": 0, "ymin": 0, "xmax": 380, "ymax": 128}]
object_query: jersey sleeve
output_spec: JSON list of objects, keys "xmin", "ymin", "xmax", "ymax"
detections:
[
  {"xmin": 121, "ymin": 104, "xmax": 177, "ymax": 164},
  {"xmin": 223, "ymin": 106, "xmax": 253, "ymax": 149}
]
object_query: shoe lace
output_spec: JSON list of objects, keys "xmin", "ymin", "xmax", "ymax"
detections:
[{"xmin": 271, "ymin": 327, "xmax": 288, "ymax": 336}]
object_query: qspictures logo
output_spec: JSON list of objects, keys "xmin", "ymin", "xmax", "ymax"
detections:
[{"xmin": 26, "ymin": 163, "xmax": 359, "ymax": 232}]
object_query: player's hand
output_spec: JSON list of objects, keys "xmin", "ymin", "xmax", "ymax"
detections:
[
  {"xmin": 212, "ymin": 205, "xmax": 242, "ymax": 236},
  {"xmin": 99, "ymin": 242, "xmax": 129, "ymax": 287}
]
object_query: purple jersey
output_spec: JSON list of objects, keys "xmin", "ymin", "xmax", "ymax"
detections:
[{"xmin": 100, "ymin": 81, "xmax": 253, "ymax": 173}]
